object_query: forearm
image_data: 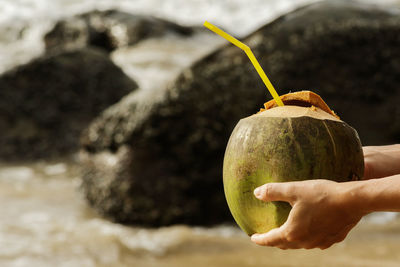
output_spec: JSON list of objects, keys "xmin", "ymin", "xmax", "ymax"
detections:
[
  {"xmin": 344, "ymin": 174, "xmax": 400, "ymax": 214},
  {"xmin": 363, "ymin": 144, "xmax": 400, "ymax": 179}
]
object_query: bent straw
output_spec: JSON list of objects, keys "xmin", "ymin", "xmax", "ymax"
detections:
[{"xmin": 203, "ymin": 21, "xmax": 284, "ymax": 106}]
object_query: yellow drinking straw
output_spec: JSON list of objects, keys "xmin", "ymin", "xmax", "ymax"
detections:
[{"xmin": 204, "ymin": 21, "xmax": 284, "ymax": 106}]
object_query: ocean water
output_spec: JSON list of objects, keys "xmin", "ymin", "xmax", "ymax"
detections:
[
  {"xmin": 0, "ymin": 0, "xmax": 326, "ymax": 75},
  {"xmin": 1, "ymin": 0, "xmax": 400, "ymax": 266},
  {"xmin": 1, "ymin": 0, "xmax": 399, "ymax": 75},
  {"xmin": 1, "ymin": 161, "xmax": 400, "ymax": 267}
]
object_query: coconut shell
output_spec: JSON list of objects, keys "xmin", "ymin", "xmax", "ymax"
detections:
[{"xmin": 223, "ymin": 92, "xmax": 364, "ymax": 235}]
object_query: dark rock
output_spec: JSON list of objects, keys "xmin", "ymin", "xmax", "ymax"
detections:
[
  {"xmin": 80, "ymin": 0, "xmax": 400, "ymax": 226},
  {"xmin": 44, "ymin": 10, "xmax": 196, "ymax": 53},
  {"xmin": 0, "ymin": 48, "xmax": 137, "ymax": 160},
  {"xmin": 251, "ymin": 1, "xmax": 400, "ymax": 146}
]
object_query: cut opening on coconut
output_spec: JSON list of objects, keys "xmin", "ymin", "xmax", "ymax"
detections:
[{"xmin": 259, "ymin": 91, "xmax": 339, "ymax": 119}]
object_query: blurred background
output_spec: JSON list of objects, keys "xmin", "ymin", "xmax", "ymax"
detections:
[{"xmin": 1, "ymin": 0, "xmax": 400, "ymax": 266}]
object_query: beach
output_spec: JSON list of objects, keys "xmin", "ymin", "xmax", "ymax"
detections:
[
  {"xmin": 0, "ymin": 160, "xmax": 399, "ymax": 267},
  {"xmin": 1, "ymin": 0, "xmax": 400, "ymax": 266}
]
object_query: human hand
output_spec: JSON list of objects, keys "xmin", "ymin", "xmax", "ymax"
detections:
[
  {"xmin": 363, "ymin": 145, "xmax": 400, "ymax": 180},
  {"xmin": 251, "ymin": 180, "xmax": 365, "ymax": 250}
]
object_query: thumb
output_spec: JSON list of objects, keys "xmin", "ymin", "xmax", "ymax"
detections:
[{"xmin": 254, "ymin": 182, "xmax": 297, "ymax": 203}]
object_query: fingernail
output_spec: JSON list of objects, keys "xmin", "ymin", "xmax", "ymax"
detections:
[
  {"xmin": 251, "ymin": 234, "xmax": 260, "ymax": 242},
  {"xmin": 254, "ymin": 187, "xmax": 262, "ymax": 198}
]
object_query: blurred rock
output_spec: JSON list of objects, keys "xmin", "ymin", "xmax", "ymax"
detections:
[
  {"xmin": 0, "ymin": 48, "xmax": 137, "ymax": 160},
  {"xmin": 80, "ymin": 0, "xmax": 400, "ymax": 226},
  {"xmin": 44, "ymin": 10, "xmax": 196, "ymax": 53},
  {"xmin": 256, "ymin": 0, "xmax": 400, "ymax": 146}
]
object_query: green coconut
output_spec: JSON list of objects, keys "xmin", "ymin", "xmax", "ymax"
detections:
[{"xmin": 223, "ymin": 91, "xmax": 364, "ymax": 236}]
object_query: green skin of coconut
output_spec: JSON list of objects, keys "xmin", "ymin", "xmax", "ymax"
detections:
[{"xmin": 223, "ymin": 106, "xmax": 364, "ymax": 236}]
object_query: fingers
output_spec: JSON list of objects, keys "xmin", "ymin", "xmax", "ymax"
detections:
[
  {"xmin": 251, "ymin": 226, "xmax": 302, "ymax": 250},
  {"xmin": 251, "ymin": 212, "xmax": 350, "ymax": 250},
  {"xmin": 251, "ymin": 227, "xmax": 284, "ymax": 246},
  {"xmin": 252, "ymin": 227, "xmax": 349, "ymax": 250},
  {"xmin": 251, "ymin": 229, "xmax": 338, "ymax": 250},
  {"xmin": 251, "ymin": 180, "xmax": 353, "ymax": 250},
  {"xmin": 254, "ymin": 182, "xmax": 297, "ymax": 203}
]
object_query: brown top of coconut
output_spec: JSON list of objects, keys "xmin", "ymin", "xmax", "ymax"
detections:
[
  {"xmin": 256, "ymin": 105, "xmax": 341, "ymax": 122},
  {"xmin": 258, "ymin": 90, "xmax": 340, "ymax": 121}
]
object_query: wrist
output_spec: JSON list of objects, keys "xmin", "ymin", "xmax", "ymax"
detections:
[{"xmin": 337, "ymin": 180, "xmax": 373, "ymax": 217}]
